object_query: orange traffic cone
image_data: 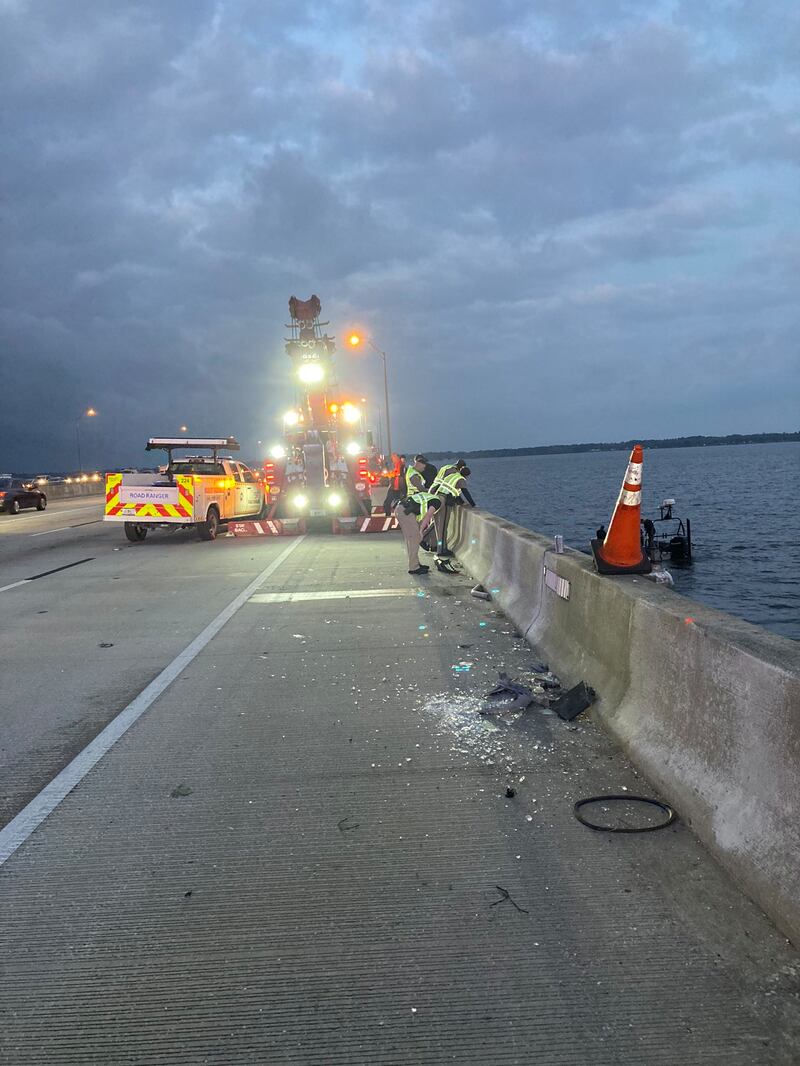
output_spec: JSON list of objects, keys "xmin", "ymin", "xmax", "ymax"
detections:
[{"xmin": 591, "ymin": 444, "xmax": 652, "ymax": 575}]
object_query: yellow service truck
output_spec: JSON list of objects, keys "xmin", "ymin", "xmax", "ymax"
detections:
[{"xmin": 104, "ymin": 437, "xmax": 266, "ymax": 543}]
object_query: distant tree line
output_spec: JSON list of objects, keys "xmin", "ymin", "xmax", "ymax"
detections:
[{"xmin": 427, "ymin": 431, "xmax": 799, "ymax": 461}]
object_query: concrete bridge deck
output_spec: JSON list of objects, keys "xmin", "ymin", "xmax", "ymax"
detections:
[{"xmin": 0, "ymin": 510, "xmax": 798, "ymax": 1064}]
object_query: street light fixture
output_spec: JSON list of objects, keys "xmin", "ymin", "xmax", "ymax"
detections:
[
  {"xmin": 347, "ymin": 332, "xmax": 392, "ymax": 457},
  {"xmin": 180, "ymin": 425, "xmax": 188, "ymax": 433},
  {"xmin": 75, "ymin": 407, "xmax": 97, "ymax": 473}
]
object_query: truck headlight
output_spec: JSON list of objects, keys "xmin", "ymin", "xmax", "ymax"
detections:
[
  {"xmin": 291, "ymin": 494, "xmax": 308, "ymax": 510},
  {"xmin": 298, "ymin": 363, "xmax": 324, "ymax": 384},
  {"xmin": 345, "ymin": 441, "xmax": 361, "ymax": 456},
  {"xmin": 327, "ymin": 491, "xmax": 343, "ymax": 508}
]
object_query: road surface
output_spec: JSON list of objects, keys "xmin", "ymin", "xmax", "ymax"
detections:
[{"xmin": 0, "ymin": 510, "xmax": 798, "ymax": 1064}]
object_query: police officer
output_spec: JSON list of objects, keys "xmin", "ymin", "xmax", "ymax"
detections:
[
  {"xmin": 431, "ymin": 458, "xmax": 467, "ymax": 491},
  {"xmin": 394, "ymin": 489, "xmax": 442, "ymax": 575},
  {"xmin": 432, "ymin": 465, "xmax": 474, "ymax": 558},
  {"xmin": 405, "ymin": 454, "xmax": 429, "ymax": 496}
]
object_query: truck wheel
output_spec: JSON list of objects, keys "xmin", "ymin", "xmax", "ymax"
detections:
[
  {"xmin": 197, "ymin": 508, "xmax": 219, "ymax": 541},
  {"xmin": 124, "ymin": 523, "xmax": 148, "ymax": 543}
]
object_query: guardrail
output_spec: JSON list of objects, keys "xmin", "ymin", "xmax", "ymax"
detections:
[{"xmin": 452, "ymin": 507, "xmax": 800, "ymax": 944}]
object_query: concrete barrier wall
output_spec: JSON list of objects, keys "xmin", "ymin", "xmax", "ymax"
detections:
[
  {"xmin": 43, "ymin": 483, "xmax": 104, "ymax": 500},
  {"xmin": 451, "ymin": 507, "xmax": 800, "ymax": 944}
]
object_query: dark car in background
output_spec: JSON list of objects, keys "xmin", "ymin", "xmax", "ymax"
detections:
[{"xmin": 0, "ymin": 477, "xmax": 47, "ymax": 514}]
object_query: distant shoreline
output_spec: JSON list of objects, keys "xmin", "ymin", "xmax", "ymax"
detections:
[{"xmin": 427, "ymin": 431, "xmax": 799, "ymax": 461}]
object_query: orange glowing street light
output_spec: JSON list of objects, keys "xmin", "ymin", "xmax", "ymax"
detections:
[{"xmin": 345, "ymin": 331, "xmax": 392, "ymax": 456}]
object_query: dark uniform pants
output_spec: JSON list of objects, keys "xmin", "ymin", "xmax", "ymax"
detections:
[
  {"xmin": 394, "ymin": 504, "xmax": 421, "ymax": 571},
  {"xmin": 433, "ymin": 495, "xmax": 456, "ymax": 553}
]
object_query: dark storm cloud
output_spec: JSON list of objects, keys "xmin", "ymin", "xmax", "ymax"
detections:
[{"xmin": 0, "ymin": 0, "xmax": 798, "ymax": 470}]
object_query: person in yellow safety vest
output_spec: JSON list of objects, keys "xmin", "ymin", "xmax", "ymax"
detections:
[
  {"xmin": 431, "ymin": 458, "xmax": 467, "ymax": 494},
  {"xmin": 405, "ymin": 454, "xmax": 429, "ymax": 497},
  {"xmin": 394, "ymin": 490, "xmax": 442, "ymax": 575},
  {"xmin": 431, "ymin": 465, "xmax": 474, "ymax": 559}
]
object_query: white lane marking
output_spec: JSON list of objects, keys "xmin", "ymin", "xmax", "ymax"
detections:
[
  {"xmin": 0, "ymin": 535, "xmax": 305, "ymax": 867},
  {"xmin": 0, "ymin": 579, "xmax": 30, "ymax": 594},
  {"xmin": 250, "ymin": 587, "xmax": 415, "ymax": 603},
  {"xmin": 5, "ymin": 506, "xmax": 97, "ymax": 523},
  {"xmin": 30, "ymin": 520, "xmax": 102, "ymax": 537}
]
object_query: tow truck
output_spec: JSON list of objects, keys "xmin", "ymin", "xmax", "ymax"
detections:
[
  {"xmin": 250, "ymin": 295, "xmax": 393, "ymax": 535},
  {"xmin": 104, "ymin": 437, "xmax": 265, "ymax": 543}
]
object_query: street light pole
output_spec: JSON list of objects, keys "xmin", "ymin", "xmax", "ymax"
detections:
[
  {"xmin": 347, "ymin": 332, "xmax": 393, "ymax": 458},
  {"xmin": 75, "ymin": 419, "xmax": 82, "ymax": 473},
  {"xmin": 75, "ymin": 408, "xmax": 97, "ymax": 473},
  {"xmin": 368, "ymin": 340, "xmax": 392, "ymax": 458}
]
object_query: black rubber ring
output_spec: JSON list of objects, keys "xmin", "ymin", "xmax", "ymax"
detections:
[{"xmin": 573, "ymin": 794, "xmax": 677, "ymax": 833}]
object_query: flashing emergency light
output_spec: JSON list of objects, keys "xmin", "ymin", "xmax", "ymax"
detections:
[
  {"xmin": 345, "ymin": 441, "xmax": 362, "ymax": 456},
  {"xmin": 341, "ymin": 403, "xmax": 360, "ymax": 424},
  {"xmin": 270, "ymin": 445, "xmax": 286, "ymax": 459},
  {"xmin": 291, "ymin": 494, "xmax": 308, "ymax": 510},
  {"xmin": 328, "ymin": 402, "xmax": 339, "ymax": 414},
  {"xmin": 283, "ymin": 410, "xmax": 300, "ymax": 426},
  {"xmin": 348, "ymin": 333, "xmax": 362, "ymax": 347},
  {"xmin": 298, "ymin": 362, "xmax": 325, "ymax": 384}
]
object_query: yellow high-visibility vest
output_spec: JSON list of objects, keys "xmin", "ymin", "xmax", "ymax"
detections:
[
  {"xmin": 409, "ymin": 491, "xmax": 440, "ymax": 521},
  {"xmin": 435, "ymin": 471, "xmax": 464, "ymax": 497},
  {"xmin": 405, "ymin": 466, "xmax": 425, "ymax": 495}
]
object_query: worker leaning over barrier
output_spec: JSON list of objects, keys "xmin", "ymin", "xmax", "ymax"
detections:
[
  {"xmin": 394, "ymin": 489, "xmax": 442, "ymax": 575},
  {"xmin": 432, "ymin": 464, "xmax": 475, "ymax": 559},
  {"xmin": 432, "ymin": 458, "xmax": 466, "ymax": 490}
]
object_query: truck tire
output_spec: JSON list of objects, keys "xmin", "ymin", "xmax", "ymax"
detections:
[
  {"xmin": 124, "ymin": 522, "xmax": 148, "ymax": 543},
  {"xmin": 197, "ymin": 507, "xmax": 219, "ymax": 541}
]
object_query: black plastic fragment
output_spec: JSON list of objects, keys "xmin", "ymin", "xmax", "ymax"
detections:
[{"xmin": 551, "ymin": 681, "xmax": 596, "ymax": 721}]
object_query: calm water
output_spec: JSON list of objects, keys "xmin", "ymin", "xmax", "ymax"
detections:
[{"xmin": 459, "ymin": 443, "xmax": 799, "ymax": 641}]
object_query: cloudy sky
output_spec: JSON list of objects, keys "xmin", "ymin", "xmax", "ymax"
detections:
[{"xmin": 1, "ymin": 0, "xmax": 798, "ymax": 471}]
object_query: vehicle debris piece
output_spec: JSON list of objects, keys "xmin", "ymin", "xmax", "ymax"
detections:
[
  {"xmin": 471, "ymin": 584, "xmax": 491, "ymax": 600},
  {"xmin": 505, "ymin": 786, "xmax": 516, "ymax": 798},
  {"xmin": 480, "ymin": 672, "xmax": 539, "ymax": 715},
  {"xmin": 490, "ymin": 885, "xmax": 529, "ymax": 914},
  {"xmin": 337, "ymin": 816, "xmax": 360, "ymax": 833},
  {"xmin": 574, "ymin": 795, "xmax": 676, "ymax": 833},
  {"xmin": 170, "ymin": 784, "xmax": 193, "ymax": 798},
  {"xmin": 551, "ymin": 681, "xmax": 596, "ymax": 721}
]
